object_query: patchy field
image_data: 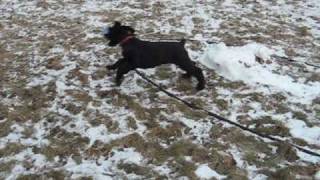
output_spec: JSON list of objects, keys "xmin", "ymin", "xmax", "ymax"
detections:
[{"xmin": 0, "ymin": 0, "xmax": 319, "ymax": 179}]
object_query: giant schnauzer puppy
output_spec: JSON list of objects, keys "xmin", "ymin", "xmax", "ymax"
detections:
[{"xmin": 103, "ymin": 21, "xmax": 205, "ymax": 90}]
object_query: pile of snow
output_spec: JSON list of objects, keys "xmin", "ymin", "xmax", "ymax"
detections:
[
  {"xmin": 195, "ymin": 164, "xmax": 226, "ymax": 180},
  {"xmin": 200, "ymin": 43, "xmax": 320, "ymax": 102}
]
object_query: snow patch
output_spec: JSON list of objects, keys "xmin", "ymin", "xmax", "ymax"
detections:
[
  {"xmin": 287, "ymin": 119, "xmax": 320, "ymax": 146},
  {"xmin": 296, "ymin": 150, "xmax": 320, "ymax": 164},
  {"xmin": 64, "ymin": 147, "xmax": 143, "ymax": 180},
  {"xmin": 180, "ymin": 117, "xmax": 212, "ymax": 143},
  {"xmin": 153, "ymin": 164, "xmax": 172, "ymax": 176},
  {"xmin": 195, "ymin": 164, "xmax": 226, "ymax": 180},
  {"xmin": 315, "ymin": 171, "xmax": 320, "ymax": 180}
]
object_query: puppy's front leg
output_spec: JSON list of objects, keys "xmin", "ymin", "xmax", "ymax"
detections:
[
  {"xmin": 106, "ymin": 58, "xmax": 126, "ymax": 70},
  {"xmin": 115, "ymin": 60, "xmax": 132, "ymax": 86}
]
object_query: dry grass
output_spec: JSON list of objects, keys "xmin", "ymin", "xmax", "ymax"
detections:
[{"xmin": 0, "ymin": 0, "xmax": 319, "ymax": 179}]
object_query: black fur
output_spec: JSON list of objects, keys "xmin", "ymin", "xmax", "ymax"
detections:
[{"xmin": 104, "ymin": 21, "xmax": 205, "ymax": 90}]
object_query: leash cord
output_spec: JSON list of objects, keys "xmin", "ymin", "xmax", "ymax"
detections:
[{"xmin": 134, "ymin": 69, "xmax": 320, "ymax": 158}]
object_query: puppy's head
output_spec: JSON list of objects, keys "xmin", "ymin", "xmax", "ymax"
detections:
[{"xmin": 103, "ymin": 21, "xmax": 135, "ymax": 46}]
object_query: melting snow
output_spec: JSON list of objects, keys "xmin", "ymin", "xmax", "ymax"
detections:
[
  {"xmin": 64, "ymin": 147, "xmax": 143, "ymax": 180},
  {"xmin": 1, "ymin": 0, "xmax": 320, "ymax": 179},
  {"xmin": 287, "ymin": 119, "xmax": 320, "ymax": 146},
  {"xmin": 315, "ymin": 171, "xmax": 320, "ymax": 180},
  {"xmin": 195, "ymin": 164, "xmax": 226, "ymax": 180},
  {"xmin": 180, "ymin": 117, "xmax": 212, "ymax": 143},
  {"xmin": 200, "ymin": 43, "xmax": 320, "ymax": 103}
]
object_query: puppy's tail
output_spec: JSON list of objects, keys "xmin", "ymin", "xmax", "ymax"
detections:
[{"xmin": 180, "ymin": 38, "xmax": 186, "ymax": 45}]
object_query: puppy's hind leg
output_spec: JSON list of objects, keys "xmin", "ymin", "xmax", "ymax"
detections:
[
  {"xmin": 193, "ymin": 66, "xmax": 206, "ymax": 90},
  {"xmin": 181, "ymin": 61, "xmax": 196, "ymax": 79},
  {"xmin": 115, "ymin": 61, "xmax": 132, "ymax": 86},
  {"xmin": 178, "ymin": 62, "xmax": 205, "ymax": 90}
]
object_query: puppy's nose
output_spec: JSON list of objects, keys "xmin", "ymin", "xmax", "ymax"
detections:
[{"xmin": 102, "ymin": 27, "xmax": 109, "ymax": 35}]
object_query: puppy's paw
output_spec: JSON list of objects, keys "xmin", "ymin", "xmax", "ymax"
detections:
[
  {"xmin": 196, "ymin": 84, "xmax": 205, "ymax": 91},
  {"xmin": 115, "ymin": 80, "xmax": 122, "ymax": 86}
]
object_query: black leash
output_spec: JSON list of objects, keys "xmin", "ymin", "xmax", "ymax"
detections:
[
  {"xmin": 272, "ymin": 55, "xmax": 320, "ymax": 69},
  {"xmin": 134, "ymin": 69, "xmax": 320, "ymax": 158}
]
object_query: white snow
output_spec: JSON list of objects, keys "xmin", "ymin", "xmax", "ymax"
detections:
[
  {"xmin": 200, "ymin": 43, "xmax": 320, "ymax": 103},
  {"xmin": 1, "ymin": 0, "xmax": 320, "ymax": 179},
  {"xmin": 180, "ymin": 116, "xmax": 212, "ymax": 143},
  {"xmin": 287, "ymin": 119, "xmax": 320, "ymax": 145},
  {"xmin": 296, "ymin": 150, "xmax": 320, "ymax": 164},
  {"xmin": 195, "ymin": 164, "xmax": 226, "ymax": 180},
  {"xmin": 153, "ymin": 164, "xmax": 172, "ymax": 176},
  {"xmin": 64, "ymin": 147, "xmax": 143, "ymax": 180},
  {"xmin": 315, "ymin": 171, "xmax": 320, "ymax": 180},
  {"xmin": 0, "ymin": 121, "xmax": 49, "ymax": 149},
  {"xmin": 228, "ymin": 146, "xmax": 269, "ymax": 180}
]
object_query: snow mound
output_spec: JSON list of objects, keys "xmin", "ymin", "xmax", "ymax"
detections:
[{"xmin": 200, "ymin": 43, "xmax": 320, "ymax": 102}]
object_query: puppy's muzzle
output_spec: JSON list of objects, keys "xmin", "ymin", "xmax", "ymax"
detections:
[{"xmin": 102, "ymin": 26, "xmax": 110, "ymax": 38}]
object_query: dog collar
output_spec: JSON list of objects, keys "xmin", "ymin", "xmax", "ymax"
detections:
[{"xmin": 119, "ymin": 36, "xmax": 134, "ymax": 46}]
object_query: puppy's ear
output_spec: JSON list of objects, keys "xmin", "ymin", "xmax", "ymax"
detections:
[{"xmin": 114, "ymin": 21, "xmax": 121, "ymax": 27}]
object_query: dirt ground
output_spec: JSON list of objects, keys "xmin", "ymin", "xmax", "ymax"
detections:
[{"xmin": 0, "ymin": 0, "xmax": 319, "ymax": 179}]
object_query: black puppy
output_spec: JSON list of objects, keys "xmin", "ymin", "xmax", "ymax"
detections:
[{"xmin": 104, "ymin": 21, "xmax": 205, "ymax": 90}]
